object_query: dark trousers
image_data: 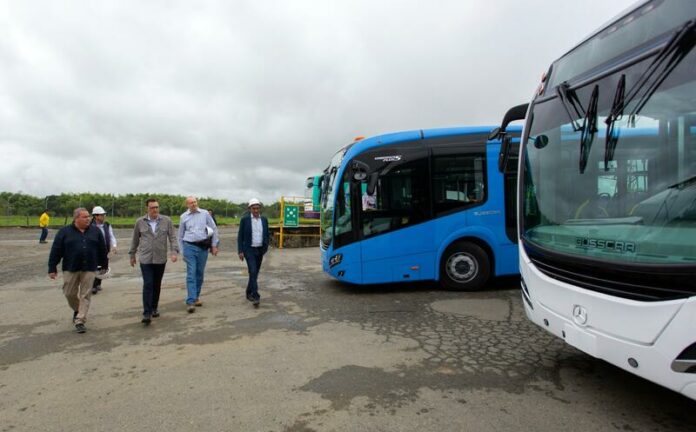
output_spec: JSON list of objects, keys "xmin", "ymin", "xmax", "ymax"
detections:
[
  {"xmin": 141, "ymin": 263, "xmax": 166, "ymax": 316},
  {"xmin": 39, "ymin": 227, "xmax": 48, "ymax": 242},
  {"xmin": 245, "ymin": 247, "xmax": 264, "ymax": 300}
]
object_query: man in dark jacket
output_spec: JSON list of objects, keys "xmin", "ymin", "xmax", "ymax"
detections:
[
  {"xmin": 48, "ymin": 207, "xmax": 108, "ymax": 333},
  {"xmin": 237, "ymin": 198, "xmax": 270, "ymax": 307}
]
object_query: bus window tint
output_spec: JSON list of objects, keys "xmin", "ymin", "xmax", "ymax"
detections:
[
  {"xmin": 356, "ymin": 146, "xmax": 429, "ymax": 238},
  {"xmin": 433, "ymin": 154, "xmax": 486, "ymax": 215}
]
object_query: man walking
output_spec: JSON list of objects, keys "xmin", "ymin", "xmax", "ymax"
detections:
[
  {"xmin": 178, "ymin": 196, "xmax": 219, "ymax": 313},
  {"xmin": 129, "ymin": 198, "xmax": 179, "ymax": 325},
  {"xmin": 237, "ymin": 198, "xmax": 269, "ymax": 307},
  {"xmin": 48, "ymin": 208, "xmax": 108, "ymax": 333},
  {"xmin": 90, "ymin": 206, "xmax": 117, "ymax": 294},
  {"xmin": 39, "ymin": 209, "xmax": 50, "ymax": 243}
]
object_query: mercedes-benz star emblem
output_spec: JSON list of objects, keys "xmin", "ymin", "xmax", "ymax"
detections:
[{"xmin": 572, "ymin": 305, "xmax": 588, "ymax": 325}]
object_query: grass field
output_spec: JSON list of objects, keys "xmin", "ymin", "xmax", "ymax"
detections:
[{"xmin": 0, "ymin": 215, "xmax": 320, "ymax": 228}]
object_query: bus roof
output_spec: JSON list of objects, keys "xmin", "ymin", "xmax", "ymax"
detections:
[
  {"xmin": 545, "ymin": 0, "xmax": 696, "ymax": 90},
  {"xmin": 344, "ymin": 125, "xmax": 522, "ymax": 160}
]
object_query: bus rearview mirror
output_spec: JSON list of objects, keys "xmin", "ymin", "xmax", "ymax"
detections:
[
  {"xmin": 498, "ymin": 135, "xmax": 511, "ymax": 172},
  {"xmin": 534, "ymin": 135, "xmax": 549, "ymax": 149},
  {"xmin": 367, "ymin": 172, "xmax": 378, "ymax": 195},
  {"xmin": 351, "ymin": 160, "xmax": 369, "ymax": 181}
]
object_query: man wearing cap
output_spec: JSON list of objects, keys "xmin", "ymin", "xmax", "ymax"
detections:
[
  {"xmin": 129, "ymin": 198, "xmax": 179, "ymax": 325},
  {"xmin": 90, "ymin": 206, "xmax": 117, "ymax": 294},
  {"xmin": 48, "ymin": 208, "xmax": 108, "ymax": 333},
  {"xmin": 178, "ymin": 196, "xmax": 219, "ymax": 313},
  {"xmin": 237, "ymin": 198, "xmax": 270, "ymax": 307}
]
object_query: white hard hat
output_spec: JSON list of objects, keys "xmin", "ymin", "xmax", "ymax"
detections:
[
  {"xmin": 92, "ymin": 206, "xmax": 107, "ymax": 215},
  {"xmin": 248, "ymin": 198, "xmax": 261, "ymax": 207},
  {"xmin": 205, "ymin": 226, "xmax": 214, "ymax": 238}
]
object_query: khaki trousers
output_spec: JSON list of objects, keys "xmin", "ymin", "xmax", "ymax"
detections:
[{"xmin": 63, "ymin": 271, "xmax": 95, "ymax": 325}]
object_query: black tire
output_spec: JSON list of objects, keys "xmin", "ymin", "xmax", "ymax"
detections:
[{"xmin": 439, "ymin": 241, "xmax": 490, "ymax": 291}]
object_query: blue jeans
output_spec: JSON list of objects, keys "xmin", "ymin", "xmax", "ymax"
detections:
[
  {"xmin": 245, "ymin": 247, "xmax": 264, "ymax": 301},
  {"xmin": 141, "ymin": 263, "xmax": 166, "ymax": 316},
  {"xmin": 183, "ymin": 242, "xmax": 209, "ymax": 305},
  {"xmin": 39, "ymin": 227, "xmax": 48, "ymax": 242}
]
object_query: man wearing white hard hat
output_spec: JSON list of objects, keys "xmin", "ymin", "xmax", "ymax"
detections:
[
  {"xmin": 90, "ymin": 206, "xmax": 117, "ymax": 294},
  {"xmin": 237, "ymin": 198, "xmax": 269, "ymax": 307}
]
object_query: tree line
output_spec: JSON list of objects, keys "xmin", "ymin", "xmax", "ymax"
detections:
[{"xmin": 0, "ymin": 192, "xmax": 282, "ymax": 219}]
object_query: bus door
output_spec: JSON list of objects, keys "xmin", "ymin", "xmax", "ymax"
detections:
[
  {"xmin": 329, "ymin": 173, "xmax": 363, "ymax": 284},
  {"xmin": 352, "ymin": 144, "xmax": 433, "ymax": 283},
  {"xmin": 476, "ymin": 143, "xmax": 518, "ymax": 275}
]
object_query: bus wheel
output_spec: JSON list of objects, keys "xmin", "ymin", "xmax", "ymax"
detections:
[{"xmin": 440, "ymin": 242, "xmax": 490, "ymax": 291}]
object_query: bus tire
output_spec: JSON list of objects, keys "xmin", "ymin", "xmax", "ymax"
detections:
[{"xmin": 439, "ymin": 241, "xmax": 490, "ymax": 291}]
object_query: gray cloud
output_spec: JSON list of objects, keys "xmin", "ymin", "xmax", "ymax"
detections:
[{"xmin": 0, "ymin": 0, "xmax": 637, "ymax": 202}]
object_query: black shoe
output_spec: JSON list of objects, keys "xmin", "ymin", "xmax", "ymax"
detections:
[
  {"xmin": 252, "ymin": 298, "xmax": 260, "ymax": 307},
  {"xmin": 75, "ymin": 323, "xmax": 86, "ymax": 333},
  {"xmin": 187, "ymin": 304, "xmax": 195, "ymax": 313},
  {"xmin": 141, "ymin": 315, "xmax": 152, "ymax": 325},
  {"xmin": 91, "ymin": 287, "xmax": 98, "ymax": 295},
  {"xmin": 72, "ymin": 311, "xmax": 78, "ymax": 323},
  {"xmin": 152, "ymin": 310, "xmax": 160, "ymax": 318}
]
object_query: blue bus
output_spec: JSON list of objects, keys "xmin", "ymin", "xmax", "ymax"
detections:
[{"xmin": 320, "ymin": 126, "xmax": 521, "ymax": 290}]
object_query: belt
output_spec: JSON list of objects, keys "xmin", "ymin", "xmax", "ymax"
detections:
[{"xmin": 184, "ymin": 240, "xmax": 209, "ymax": 249}]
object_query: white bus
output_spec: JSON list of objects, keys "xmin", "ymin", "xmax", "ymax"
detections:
[{"xmin": 500, "ymin": 0, "xmax": 696, "ymax": 399}]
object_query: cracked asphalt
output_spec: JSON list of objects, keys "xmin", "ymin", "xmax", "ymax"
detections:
[{"xmin": 1, "ymin": 228, "xmax": 695, "ymax": 431}]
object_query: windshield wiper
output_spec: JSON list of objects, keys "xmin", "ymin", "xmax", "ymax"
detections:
[
  {"xmin": 556, "ymin": 82, "xmax": 585, "ymax": 131},
  {"xmin": 626, "ymin": 19, "xmax": 696, "ymax": 123},
  {"xmin": 600, "ymin": 20, "xmax": 695, "ymax": 169},
  {"xmin": 603, "ymin": 74, "xmax": 625, "ymax": 169},
  {"xmin": 668, "ymin": 174, "xmax": 696, "ymax": 190},
  {"xmin": 579, "ymin": 85, "xmax": 599, "ymax": 174}
]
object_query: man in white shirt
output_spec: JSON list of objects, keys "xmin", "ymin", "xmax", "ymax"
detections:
[{"xmin": 237, "ymin": 198, "xmax": 269, "ymax": 307}]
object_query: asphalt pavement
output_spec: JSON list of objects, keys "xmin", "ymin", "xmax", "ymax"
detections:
[{"xmin": 1, "ymin": 228, "xmax": 695, "ymax": 431}]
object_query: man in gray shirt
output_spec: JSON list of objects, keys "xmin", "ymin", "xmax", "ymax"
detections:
[{"xmin": 129, "ymin": 198, "xmax": 179, "ymax": 325}]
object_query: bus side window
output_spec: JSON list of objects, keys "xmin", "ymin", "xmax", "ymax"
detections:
[
  {"xmin": 433, "ymin": 153, "xmax": 486, "ymax": 215},
  {"xmin": 356, "ymin": 145, "xmax": 429, "ymax": 238}
]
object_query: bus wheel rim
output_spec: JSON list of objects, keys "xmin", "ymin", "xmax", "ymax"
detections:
[{"xmin": 446, "ymin": 253, "xmax": 477, "ymax": 282}]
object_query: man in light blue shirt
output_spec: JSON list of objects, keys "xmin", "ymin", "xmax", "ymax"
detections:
[{"xmin": 178, "ymin": 196, "xmax": 219, "ymax": 313}]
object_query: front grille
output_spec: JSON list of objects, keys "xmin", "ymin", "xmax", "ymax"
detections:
[{"xmin": 525, "ymin": 244, "xmax": 696, "ymax": 302}]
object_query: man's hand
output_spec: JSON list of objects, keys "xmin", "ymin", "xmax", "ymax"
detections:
[
  {"xmin": 211, "ymin": 246, "xmax": 219, "ymax": 256},
  {"xmin": 130, "ymin": 256, "xmax": 136, "ymax": 267},
  {"xmin": 170, "ymin": 254, "xmax": 178, "ymax": 263},
  {"xmin": 48, "ymin": 272, "xmax": 57, "ymax": 280},
  {"xmin": 238, "ymin": 252, "xmax": 244, "ymax": 261}
]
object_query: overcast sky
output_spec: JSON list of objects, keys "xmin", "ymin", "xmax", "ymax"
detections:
[{"xmin": 1, "ymin": 0, "xmax": 637, "ymax": 203}]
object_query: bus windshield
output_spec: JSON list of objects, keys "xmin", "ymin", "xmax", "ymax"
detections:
[
  {"xmin": 522, "ymin": 21, "xmax": 696, "ymax": 266},
  {"xmin": 320, "ymin": 147, "xmax": 349, "ymax": 248}
]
